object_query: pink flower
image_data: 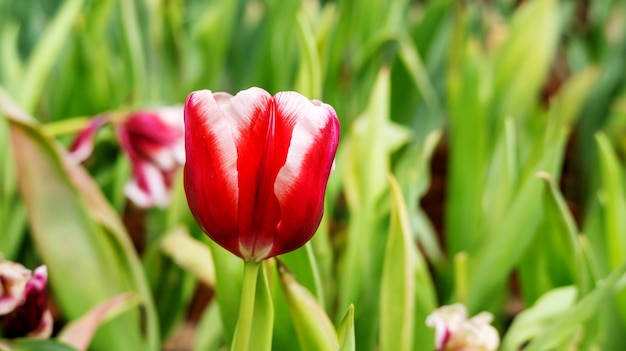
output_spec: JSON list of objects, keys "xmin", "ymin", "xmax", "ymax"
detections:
[
  {"xmin": 1, "ymin": 263, "xmax": 52, "ymax": 338},
  {"xmin": 426, "ymin": 303, "xmax": 500, "ymax": 351},
  {"xmin": 70, "ymin": 107, "xmax": 185, "ymax": 208},
  {"xmin": 117, "ymin": 107, "xmax": 185, "ymax": 208},
  {"xmin": 0, "ymin": 261, "xmax": 31, "ymax": 315},
  {"xmin": 184, "ymin": 87, "xmax": 340, "ymax": 261}
]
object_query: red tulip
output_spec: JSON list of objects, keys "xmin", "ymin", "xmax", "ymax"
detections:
[{"xmin": 184, "ymin": 87, "xmax": 340, "ymax": 261}]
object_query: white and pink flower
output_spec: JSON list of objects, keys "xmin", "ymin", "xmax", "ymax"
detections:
[
  {"xmin": 426, "ymin": 303, "xmax": 500, "ymax": 351},
  {"xmin": 70, "ymin": 107, "xmax": 185, "ymax": 208}
]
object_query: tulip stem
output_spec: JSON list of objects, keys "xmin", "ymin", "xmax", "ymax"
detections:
[{"xmin": 231, "ymin": 260, "xmax": 261, "ymax": 351}]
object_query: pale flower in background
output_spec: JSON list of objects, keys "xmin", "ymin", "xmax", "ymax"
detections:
[{"xmin": 426, "ymin": 303, "xmax": 500, "ymax": 351}]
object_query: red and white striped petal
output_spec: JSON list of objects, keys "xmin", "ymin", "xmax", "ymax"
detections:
[
  {"xmin": 268, "ymin": 93, "xmax": 340, "ymax": 257},
  {"xmin": 185, "ymin": 90, "xmax": 262, "ymax": 257}
]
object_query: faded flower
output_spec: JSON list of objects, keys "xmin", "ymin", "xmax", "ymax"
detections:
[{"xmin": 426, "ymin": 303, "xmax": 499, "ymax": 351}]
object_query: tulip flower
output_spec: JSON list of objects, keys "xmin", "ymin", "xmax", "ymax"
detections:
[
  {"xmin": 426, "ymin": 303, "xmax": 500, "ymax": 351},
  {"xmin": 0, "ymin": 262, "xmax": 52, "ymax": 338},
  {"xmin": 70, "ymin": 107, "xmax": 185, "ymax": 208},
  {"xmin": 184, "ymin": 87, "xmax": 339, "ymax": 351},
  {"xmin": 117, "ymin": 107, "xmax": 185, "ymax": 208},
  {"xmin": 183, "ymin": 87, "xmax": 340, "ymax": 261}
]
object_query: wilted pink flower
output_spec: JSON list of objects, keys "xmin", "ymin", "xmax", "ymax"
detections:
[
  {"xmin": 184, "ymin": 88, "xmax": 340, "ymax": 261},
  {"xmin": 70, "ymin": 107, "xmax": 185, "ymax": 208},
  {"xmin": 0, "ymin": 261, "xmax": 31, "ymax": 315},
  {"xmin": 0, "ymin": 263, "xmax": 52, "ymax": 338},
  {"xmin": 426, "ymin": 303, "xmax": 499, "ymax": 351}
]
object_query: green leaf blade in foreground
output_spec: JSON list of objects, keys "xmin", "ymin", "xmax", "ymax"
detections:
[
  {"xmin": 380, "ymin": 174, "xmax": 417, "ymax": 351},
  {"xmin": 247, "ymin": 262, "xmax": 274, "ymax": 351},
  {"xmin": 7, "ymin": 114, "xmax": 158, "ymax": 351},
  {"xmin": 595, "ymin": 132, "xmax": 626, "ymax": 326},
  {"xmin": 279, "ymin": 263, "xmax": 339, "ymax": 351},
  {"xmin": 337, "ymin": 305, "xmax": 355, "ymax": 351},
  {"xmin": 525, "ymin": 260, "xmax": 626, "ymax": 351},
  {"xmin": 466, "ymin": 129, "xmax": 567, "ymax": 311},
  {"xmin": 17, "ymin": 0, "xmax": 85, "ymax": 113}
]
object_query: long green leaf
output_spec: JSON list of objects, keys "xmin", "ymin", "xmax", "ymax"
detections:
[
  {"xmin": 525, "ymin": 260, "xmax": 626, "ymax": 351},
  {"xmin": 18, "ymin": 0, "xmax": 84, "ymax": 113},
  {"xmin": 337, "ymin": 305, "xmax": 355, "ymax": 351},
  {"xmin": 6, "ymin": 108, "xmax": 157, "ymax": 350},
  {"xmin": 279, "ymin": 263, "xmax": 339, "ymax": 351}
]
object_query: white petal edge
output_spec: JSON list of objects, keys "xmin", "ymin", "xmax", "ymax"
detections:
[
  {"xmin": 273, "ymin": 92, "xmax": 336, "ymax": 200},
  {"xmin": 124, "ymin": 163, "xmax": 169, "ymax": 208}
]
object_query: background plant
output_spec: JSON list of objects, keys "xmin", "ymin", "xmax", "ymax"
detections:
[{"xmin": 1, "ymin": 0, "xmax": 626, "ymax": 350}]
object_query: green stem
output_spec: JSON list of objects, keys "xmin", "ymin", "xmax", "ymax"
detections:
[
  {"xmin": 42, "ymin": 116, "xmax": 92, "ymax": 136},
  {"xmin": 231, "ymin": 260, "xmax": 261, "ymax": 351},
  {"xmin": 454, "ymin": 251, "xmax": 468, "ymax": 305}
]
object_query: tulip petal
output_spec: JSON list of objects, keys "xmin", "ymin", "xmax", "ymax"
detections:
[
  {"xmin": 68, "ymin": 117, "xmax": 108, "ymax": 163},
  {"xmin": 269, "ymin": 93, "xmax": 340, "ymax": 257},
  {"xmin": 124, "ymin": 161, "xmax": 171, "ymax": 208},
  {"xmin": 220, "ymin": 89, "xmax": 285, "ymax": 260},
  {"xmin": 121, "ymin": 109, "xmax": 184, "ymax": 170},
  {"xmin": 185, "ymin": 90, "xmax": 249, "ymax": 257}
]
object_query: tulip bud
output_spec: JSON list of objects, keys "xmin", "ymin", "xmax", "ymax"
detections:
[
  {"xmin": 1, "ymin": 263, "xmax": 53, "ymax": 338},
  {"xmin": 184, "ymin": 87, "xmax": 340, "ymax": 261},
  {"xmin": 426, "ymin": 303, "xmax": 499, "ymax": 351}
]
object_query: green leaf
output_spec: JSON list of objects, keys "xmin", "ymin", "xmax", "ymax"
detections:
[
  {"xmin": 17, "ymin": 0, "xmax": 85, "ymax": 113},
  {"xmin": 160, "ymin": 226, "xmax": 215, "ymax": 287},
  {"xmin": 381, "ymin": 173, "xmax": 437, "ymax": 350},
  {"xmin": 380, "ymin": 174, "xmax": 416, "ymax": 351},
  {"xmin": 0, "ymin": 339, "xmax": 77, "ymax": 351},
  {"xmin": 492, "ymin": 0, "xmax": 560, "ymax": 119},
  {"xmin": 208, "ymin": 242, "xmax": 243, "ymax": 345},
  {"xmin": 467, "ymin": 129, "xmax": 567, "ymax": 311},
  {"xmin": 279, "ymin": 263, "xmax": 339, "ymax": 351},
  {"xmin": 595, "ymin": 132, "xmax": 626, "ymax": 325},
  {"xmin": 338, "ymin": 67, "xmax": 396, "ymax": 350},
  {"xmin": 445, "ymin": 32, "xmax": 490, "ymax": 255},
  {"xmin": 247, "ymin": 262, "xmax": 274, "ymax": 351},
  {"xmin": 7, "ymin": 108, "xmax": 157, "ymax": 350},
  {"xmin": 337, "ymin": 305, "xmax": 355, "ymax": 351},
  {"xmin": 538, "ymin": 172, "xmax": 589, "ymax": 294},
  {"xmin": 501, "ymin": 286, "xmax": 577, "ymax": 351},
  {"xmin": 595, "ymin": 132, "xmax": 626, "ymax": 268},
  {"xmin": 280, "ymin": 243, "xmax": 324, "ymax": 308},
  {"xmin": 193, "ymin": 300, "xmax": 224, "ymax": 351},
  {"xmin": 294, "ymin": 10, "xmax": 323, "ymax": 99},
  {"xmin": 524, "ymin": 260, "xmax": 626, "ymax": 351}
]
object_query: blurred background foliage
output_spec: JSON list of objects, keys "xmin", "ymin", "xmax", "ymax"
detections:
[{"xmin": 2, "ymin": 0, "xmax": 626, "ymax": 350}]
